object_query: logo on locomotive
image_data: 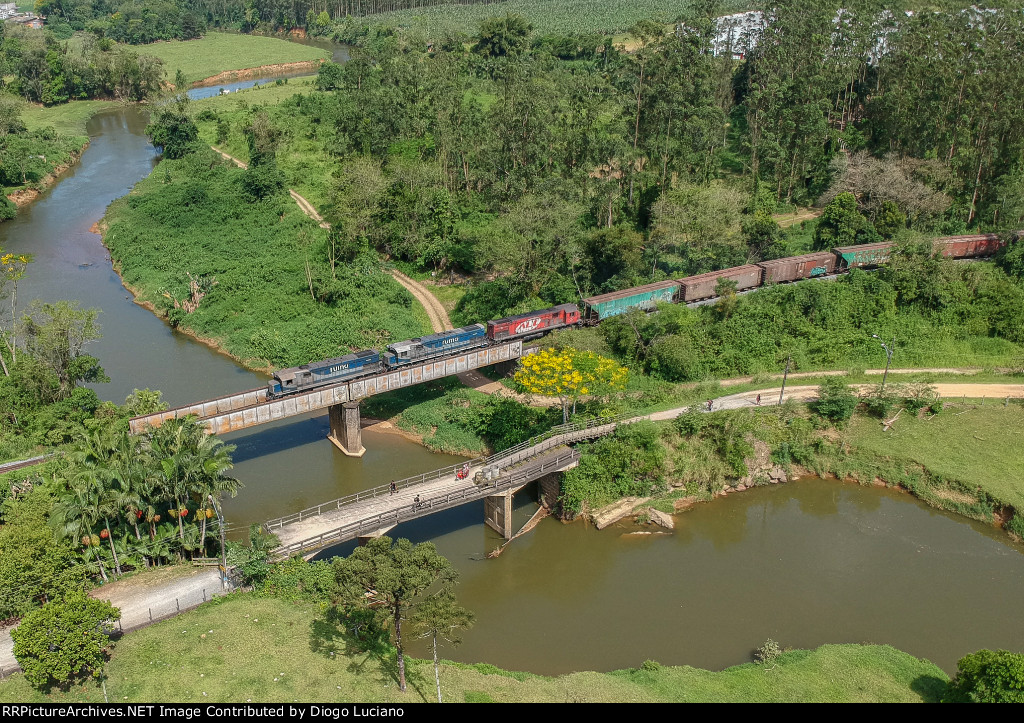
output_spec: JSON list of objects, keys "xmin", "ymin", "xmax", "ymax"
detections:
[{"xmin": 513, "ymin": 318, "xmax": 544, "ymax": 334}]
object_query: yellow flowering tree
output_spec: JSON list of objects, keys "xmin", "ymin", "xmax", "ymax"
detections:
[
  {"xmin": 0, "ymin": 249, "xmax": 32, "ymax": 377},
  {"xmin": 514, "ymin": 347, "xmax": 628, "ymax": 423}
]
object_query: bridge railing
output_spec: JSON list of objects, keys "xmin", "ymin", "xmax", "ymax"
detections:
[
  {"xmin": 272, "ymin": 447, "xmax": 580, "ymax": 559},
  {"xmin": 264, "ymin": 411, "xmax": 644, "ymax": 531}
]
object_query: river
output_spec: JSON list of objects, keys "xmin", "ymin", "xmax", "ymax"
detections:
[{"xmin": 3, "ymin": 66, "xmax": 1022, "ymax": 678}]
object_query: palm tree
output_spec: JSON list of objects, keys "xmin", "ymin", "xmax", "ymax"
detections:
[{"xmin": 147, "ymin": 418, "xmax": 238, "ymax": 555}]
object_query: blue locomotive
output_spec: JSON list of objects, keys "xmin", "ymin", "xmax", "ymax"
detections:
[
  {"xmin": 385, "ymin": 324, "xmax": 488, "ymax": 366},
  {"xmin": 267, "ymin": 349, "xmax": 382, "ymax": 397}
]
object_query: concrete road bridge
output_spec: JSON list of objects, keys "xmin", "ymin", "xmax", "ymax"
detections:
[
  {"xmin": 128, "ymin": 340, "xmax": 526, "ymax": 456},
  {"xmin": 263, "ymin": 414, "xmax": 641, "ymax": 559}
]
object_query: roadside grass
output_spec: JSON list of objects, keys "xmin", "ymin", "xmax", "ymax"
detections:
[
  {"xmin": 0, "ymin": 594, "xmax": 948, "ymax": 703},
  {"xmin": 846, "ymin": 403, "xmax": 1024, "ymax": 510},
  {"xmin": 135, "ymin": 33, "xmax": 328, "ymax": 84}
]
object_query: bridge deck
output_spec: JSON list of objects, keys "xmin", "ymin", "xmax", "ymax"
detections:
[
  {"xmin": 129, "ymin": 340, "xmax": 524, "ymax": 436},
  {"xmin": 270, "ymin": 446, "xmax": 580, "ymax": 558}
]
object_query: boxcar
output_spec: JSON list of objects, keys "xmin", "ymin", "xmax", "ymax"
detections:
[
  {"xmin": 583, "ymin": 280, "xmax": 680, "ymax": 321},
  {"xmin": 757, "ymin": 252, "xmax": 836, "ymax": 284},
  {"xmin": 678, "ymin": 265, "xmax": 762, "ymax": 303},
  {"xmin": 833, "ymin": 242, "xmax": 895, "ymax": 270},
  {"xmin": 385, "ymin": 324, "xmax": 488, "ymax": 366},
  {"xmin": 488, "ymin": 304, "xmax": 581, "ymax": 341},
  {"xmin": 269, "ymin": 349, "xmax": 381, "ymax": 397},
  {"xmin": 933, "ymin": 234, "xmax": 1005, "ymax": 259}
]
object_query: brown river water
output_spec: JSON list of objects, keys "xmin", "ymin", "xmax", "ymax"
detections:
[{"xmin": 3, "ymin": 90, "xmax": 1022, "ymax": 677}]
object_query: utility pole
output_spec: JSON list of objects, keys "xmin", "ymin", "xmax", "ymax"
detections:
[
  {"xmin": 778, "ymin": 355, "xmax": 791, "ymax": 406},
  {"xmin": 209, "ymin": 494, "xmax": 229, "ymax": 587},
  {"xmin": 872, "ymin": 334, "xmax": 895, "ymax": 392}
]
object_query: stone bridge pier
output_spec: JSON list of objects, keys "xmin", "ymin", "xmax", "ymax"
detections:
[{"xmin": 328, "ymin": 401, "xmax": 365, "ymax": 457}]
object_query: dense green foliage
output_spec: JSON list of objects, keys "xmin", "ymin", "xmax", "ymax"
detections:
[
  {"xmin": 0, "ymin": 25, "xmax": 163, "ymax": 105},
  {"xmin": 11, "ymin": 592, "xmax": 120, "ymax": 689},
  {"xmin": 600, "ymin": 246, "xmax": 1023, "ymax": 381},
  {"xmin": 103, "ymin": 147, "xmax": 427, "ymax": 369},
  {"xmin": 561, "ymin": 420, "xmax": 666, "ymax": 513},
  {"xmin": 943, "ymin": 649, "xmax": 1024, "ymax": 703},
  {"xmin": 179, "ymin": 4, "xmax": 1024, "ymax": 349},
  {"xmin": 0, "ymin": 485, "xmax": 88, "ymax": 621},
  {"xmin": 810, "ymin": 377, "xmax": 858, "ymax": 424}
]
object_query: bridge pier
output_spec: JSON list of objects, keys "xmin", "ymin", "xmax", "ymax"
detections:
[{"xmin": 328, "ymin": 401, "xmax": 365, "ymax": 457}]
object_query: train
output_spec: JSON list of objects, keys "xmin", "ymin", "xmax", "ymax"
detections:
[{"xmin": 266, "ymin": 232, "xmax": 1015, "ymax": 398}]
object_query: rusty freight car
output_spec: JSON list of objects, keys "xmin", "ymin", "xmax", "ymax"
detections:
[
  {"xmin": 678, "ymin": 265, "xmax": 762, "ymax": 303},
  {"xmin": 933, "ymin": 233, "xmax": 1006, "ymax": 259},
  {"xmin": 757, "ymin": 252, "xmax": 836, "ymax": 284}
]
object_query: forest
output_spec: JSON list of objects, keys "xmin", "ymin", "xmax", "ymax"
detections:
[{"xmin": 115, "ymin": 0, "xmax": 1024, "ymax": 378}]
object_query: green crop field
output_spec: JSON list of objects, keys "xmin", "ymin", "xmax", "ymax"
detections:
[
  {"xmin": 351, "ymin": 0, "xmax": 755, "ymax": 38},
  {"xmin": 131, "ymin": 33, "xmax": 328, "ymax": 85},
  {"xmin": 0, "ymin": 593, "xmax": 949, "ymax": 703}
]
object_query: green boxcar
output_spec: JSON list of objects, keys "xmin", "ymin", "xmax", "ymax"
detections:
[
  {"xmin": 583, "ymin": 280, "xmax": 680, "ymax": 320},
  {"xmin": 833, "ymin": 242, "xmax": 895, "ymax": 269}
]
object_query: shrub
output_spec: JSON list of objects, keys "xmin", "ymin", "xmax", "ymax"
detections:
[
  {"xmin": 755, "ymin": 638, "xmax": 782, "ymax": 665},
  {"xmin": 0, "ymin": 197, "xmax": 17, "ymax": 220},
  {"xmin": 863, "ymin": 385, "xmax": 898, "ymax": 418},
  {"xmin": 811, "ymin": 377, "xmax": 858, "ymax": 424},
  {"xmin": 943, "ymin": 649, "xmax": 1024, "ymax": 703},
  {"xmin": 11, "ymin": 593, "xmax": 120, "ymax": 689},
  {"xmin": 1007, "ymin": 513, "xmax": 1024, "ymax": 539}
]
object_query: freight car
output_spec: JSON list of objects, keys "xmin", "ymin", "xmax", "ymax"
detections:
[
  {"xmin": 265, "ymin": 232, "xmax": 1020, "ymax": 399},
  {"xmin": 932, "ymin": 233, "xmax": 1004, "ymax": 259},
  {"xmin": 385, "ymin": 323, "xmax": 488, "ymax": 366},
  {"xmin": 488, "ymin": 304, "xmax": 581, "ymax": 341},
  {"xmin": 833, "ymin": 242, "xmax": 895, "ymax": 270},
  {"xmin": 757, "ymin": 252, "xmax": 836, "ymax": 284},
  {"xmin": 677, "ymin": 265, "xmax": 762, "ymax": 302},
  {"xmin": 582, "ymin": 280, "xmax": 680, "ymax": 321},
  {"xmin": 268, "ymin": 349, "xmax": 382, "ymax": 397}
]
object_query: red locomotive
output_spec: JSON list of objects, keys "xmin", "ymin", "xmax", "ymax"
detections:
[{"xmin": 487, "ymin": 304, "xmax": 581, "ymax": 341}]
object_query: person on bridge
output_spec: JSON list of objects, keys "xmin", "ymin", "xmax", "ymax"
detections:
[
  {"xmin": 390, "ymin": 481, "xmax": 397, "ymax": 495},
  {"xmin": 413, "ymin": 495, "xmax": 421, "ymax": 509}
]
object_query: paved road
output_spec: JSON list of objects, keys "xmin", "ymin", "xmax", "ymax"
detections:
[{"xmin": 0, "ymin": 567, "xmax": 226, "ymax": 675}]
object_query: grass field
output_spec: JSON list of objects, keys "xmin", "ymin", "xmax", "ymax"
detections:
[
  {"xmin": 20, "ymin": 99, "xmax": 122, "ymax": 138},
  {"xmin": 0, "ymin": 593, "xmax": 948, "ymax": 703},
  {"xmin": 133, "ymin": 33, "xmax": 328, "ymax": 85},
  {"xmin": 848, "ymin": 403, "xmax": 1024, "ymax": 510}
]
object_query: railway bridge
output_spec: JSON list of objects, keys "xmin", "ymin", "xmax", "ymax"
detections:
[
  {"xmin": 264, "ymin": 414, "xmax": 637, "ymax": 559},
  {"xmin": 128, "ymin": 340, "xmax": 526, "ymax": 456}
]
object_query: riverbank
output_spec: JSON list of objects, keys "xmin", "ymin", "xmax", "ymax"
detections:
[
  {"xmin": 0, "ymin": 593, "xmax": 949, "ymax": 703},
  {"xmin": 4, "ymin": 143, "xmax": 88, "ymax": 210},
  {"xmin": 581, "ymin": 394, "xmax": 1024, "ymax": 543}
]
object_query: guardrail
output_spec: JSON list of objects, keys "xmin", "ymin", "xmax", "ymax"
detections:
[
  {"xmin": 272, "ymin": 447, "xmax": 580, "ymax": 559},
  {"xmin": 264, "ymin": 411, "xmax": 643, "ymax": 531}
]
